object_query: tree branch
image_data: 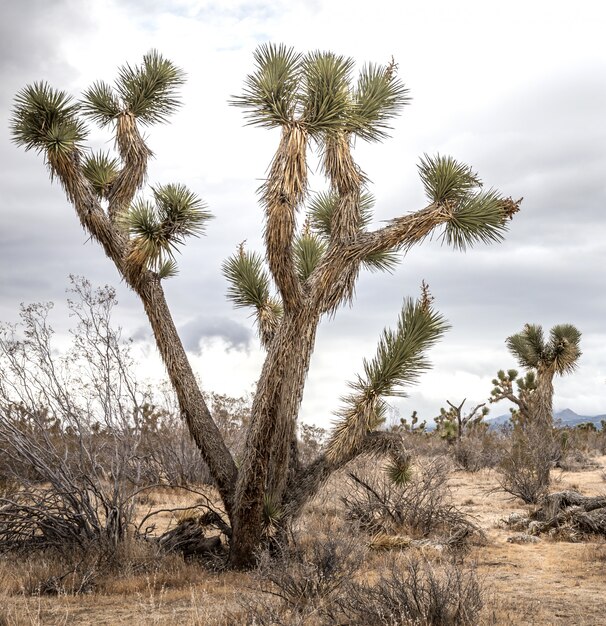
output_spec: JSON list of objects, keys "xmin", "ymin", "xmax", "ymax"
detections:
[
  {"xmin": 108, "ymin": 112, "xmax": 153, "ymax": 222},
  {"xmin": 262, "ymin": 126, "xmax": 307, "ymax": 311}
]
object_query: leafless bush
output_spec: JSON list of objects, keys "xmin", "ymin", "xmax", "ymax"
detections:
[
  {"xmin": 0, "ymin": 279, "xmax": 154, "ymax": 557},
  {"xmin": 495, "ymin": 424, "xmax": 554, "ymax": 504},
  {"xmin": 342, "ymin": 458, "xmax": 476, "ymax": 540},
  {"xmin": 401, "ymin": 431, "xmax": 450, "ymax": 458},
  {"xmin": 238, "ymin": 532, "xmax": 365, "ymax": 624},
  {"xmin": 240, "ymin": 540, "xmax": 483, "ymax": 626},
  {"xmin": 258, "ymin": 535, "xmax": 365, "ymax": 611},
  {"xmin": 452, "ymin": 432, "xmax": 504, "ymax": 472},
  {"xmin": 335, "ymin": 555, "xmax": 484, "ymax": 626}
]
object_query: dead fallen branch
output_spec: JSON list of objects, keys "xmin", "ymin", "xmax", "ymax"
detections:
[{"xmin": 501, "ymin": 490, "xmax": 606, "ymax": 540}]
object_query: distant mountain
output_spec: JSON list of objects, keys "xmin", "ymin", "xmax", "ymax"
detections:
[{"xmin": 487, "ymin": 408, "xmax": 606, "ymax": 429}]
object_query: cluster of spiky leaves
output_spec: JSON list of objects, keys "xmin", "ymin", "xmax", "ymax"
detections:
[
  {"xmin": 11, "ymin": 82, "xmax": 88, "ymax": 159},
  {"xmin": 223, "ymin": 248, "xmax": 272, "ymax": 310},
  {"xmin": 506, "ymin": 323, "xmax": 582, "ymax": 375},
  {"xmin": 231, "ymin": 43, "xmax": 409, "ymax": 140},
  {"xmin": 121, "ymin": 183, "xmax": 211, "ymax": 277},
  {"xmin": 82, "ymin": 151, "xmax": 120, "ymax": 199},
  {"xmin": 418, "ymin": 154, "xmax": 511, "ymax": 250},
  {"xmin": 385, "ymin": 452, "xmax": 413, "ymax": 485},
  {"xmin": 327, "ymin": 290, "xmax": 450, "ymax": 461},
  {"xmin": 262, "ymin": 493, "xmax": 284, "ymax": 534},
  {"xmin": 222, "ymin": 246, "xmax": 283, "ymax": 342},
  {"xmin": 293, "ymin": 227, "xmax": 327, "ymax": 282},
  {"xmin": 82, "ymin": 50, "xmax": 185, "ymax": 127}
]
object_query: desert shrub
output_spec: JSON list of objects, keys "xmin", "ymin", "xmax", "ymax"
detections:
[
  {"xmin": 341, "ymin": 458, "xmax": 476, "ymax": 539},
  {"xmin": 335, "ymin": 555, "xmax": 484, "ymax": 626},
  {"xmin": 238, "ymin": 532, "xmax": 365, "ymax": 624},
  {"xmin": 0, "ymin": 283, "xmax": 147, "ymax": 556},
  {"xmin": 452, "ymin": 431, "xmax": 504, "ymax": 472},
  {"xmin": 495, "ymin": 423, "xmax": 553, "ymax": 504},
  {"xmin": 240, "ymin": 544, "xmax": 483, "ymax": 626},
  {"xmin": 553, "ymin": 427, "xmax": 606, "ymax": 468},
  {"xmin": 402, "ymin": 432, "xmax": 450, "ymax": 458}
]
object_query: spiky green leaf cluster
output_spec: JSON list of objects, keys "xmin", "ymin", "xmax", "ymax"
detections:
[
  {"xmin": 232, "ymin": 44, "xmax": 409, "ymax": 142},
  {"xmin": 11, "ymin": 82, "xmax": 88, "ymax": 156},
  {"xmin": 385, "ymin": 455, "xmax": 413, "ymax": 485},
  {"xmin": 294, "ymin": 232, "xmax": 327, "ymax": 282},
  {"xmin": 308, "ymin": 190, "xmax": 374, "ymax": 236},
  {"xmin": 351, "ymin": 297, "xmax": 450, "ymax": 402},
  {"xmin": 302, "ymin": 51, "xmax": 354, "ymax": 133},
  {"xmin": 418, "ymin": 154, "xmax": 511, "ymax": 250},
  {"xmin": 121, "ymin": 183, "xmax": 211, "ymax": 275},
  {"xmin": 506, "ymin": 323, "xmax": 582, "ymax": 375},
  {"xmin": 439, "ymin": 419, "xmax": 458, "ymax": 442},
  {"xmin": 222, "ymin": 249, "xmax": 272, "ymax": 310},
  {"xmin": 418, "ymin": 154, "xmax": 481, "ymax": 204},
  {"xmin": 262, "ymin": 494, "xmax": 283, "ymax": 531},
  {"xmin": 81, "ymin": 81, "xmax": 121, "ymax": 127},
  {"xmin": 231, "ymin": 43, "xmax": 302, "ymax": 127},
  {"xmin": 516, "ymin": 371, "xmax": 537, "ymax": 393},
  {"xmin": 327, "ymin": 292, "xmax": 448, "ymax": 462},
  {"xmin": 351, "ymin": 62, "xmax": 411, "ymax": 141},
  {"xmin": 442, "ymin": 189, "xmax": 509, "ymax": 250},
  {"xmin": 82, "ymin": 50, "xmax": 185, "ymax": 127},
  {"xmin": 82, "ymin": 151, "xmax": 120, "ymax": 198}
]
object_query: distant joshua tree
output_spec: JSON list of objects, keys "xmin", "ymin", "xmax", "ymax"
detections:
[
  {"xmin": 491, "ymin": 324, "xmax": 581, "ymax": 429},
  {"xmin": 491, "ymin": 324, "xmax": 581, "ymax": 502},
  {"xmin": 10, "ymin": 45, "xmax": 520, "ymax": 567},
  {"xmin": 434, "ymin": 399, "xmax": 488, "ymax": 443}
]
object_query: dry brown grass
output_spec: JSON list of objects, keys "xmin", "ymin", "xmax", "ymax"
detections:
[{"xmin": 1, "ymin": 456, "xmax": 605, "ymax": 625}]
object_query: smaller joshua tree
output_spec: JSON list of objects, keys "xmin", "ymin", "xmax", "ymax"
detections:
[
  {"xmin": 491, "ymin": 324, "xmax": 582, "ymax": 430},
  {"xmin": 434, "ymin": 399, "xmax": 488, "ymax": 443},
  {"xmin": 491, "ymin": 324, "xmax": 582, "ymax": 502},
  {"xmin": 397, "ymin": 410, "xmax": 427, "ymax": 434}
]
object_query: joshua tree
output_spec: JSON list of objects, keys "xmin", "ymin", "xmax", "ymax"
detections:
[
  {"xmin": 434, "ymin": 399, "xmax": 488, "ymax": 443},
  {"xmin": 490, "ymin": 324, "xmax": 581, "ymax": 502},
  {"xmin": 397, "ymin": 410, "xmax": 427, "ymax": 434},
  {"xmin": 10, "ymin": 45, "xmax": 520, "ymax": 568},
  {"xmin": 491, "ymin": 324, "xmax": 581, "ymax": 429}
]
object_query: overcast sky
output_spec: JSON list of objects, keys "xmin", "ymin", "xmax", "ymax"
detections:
[{"xmin": 1, "ymin": 0, "xmax": 605, "ymax": 426}]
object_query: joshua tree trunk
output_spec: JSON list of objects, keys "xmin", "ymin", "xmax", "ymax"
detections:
[
  {"xmin": 135, "ymin": 275, "xmax": 238, "ymax": 512},
  {"xmin": 533, "ymin": 364, "xmax": 555, "ymax": 430},
  {"xmin": 228, "ymin": 308, "xmax": 320, "ymax": 568}
]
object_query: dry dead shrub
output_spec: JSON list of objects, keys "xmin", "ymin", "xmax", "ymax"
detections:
[
  {"xmin": 402, "ymin": 432, "xmax": 450, "ymax": 458},
  {"xmin": 495, "ymin": 423, "xmax": 554, "ymax": 504},
  {"xmin": 237, "ymin": 532, "xmax": 365, "ymax": 625},
  {"xmin": 452, "ymin": 432, "xmax": 504, "ymax": 472},
  {"xmin": 335, "ymin": 554, "xmax": 484, "ymax": 626},
  {"xmin": 341, "ymin": 458, "xmax": 478, "ymax": 542},
  {"xmin": 239, "ymin": 540, "xmax": 484, "ymax": 626}
]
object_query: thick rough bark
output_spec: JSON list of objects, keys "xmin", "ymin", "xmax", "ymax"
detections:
[
  {"xmin": 228, "ymin": 308, "xmax": 319, "ymax": 568},
  {"xmin": 136, "ymin": 276, "xmax": 238, "ymax": 512},
  {"xmin": 534, "ymin": 365, "xmax": 555, "ymax": 429}
]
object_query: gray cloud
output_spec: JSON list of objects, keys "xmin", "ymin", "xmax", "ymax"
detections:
[{"xmin": 178, "ymin": 316, "xmax": 252, "ymax": 352}]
